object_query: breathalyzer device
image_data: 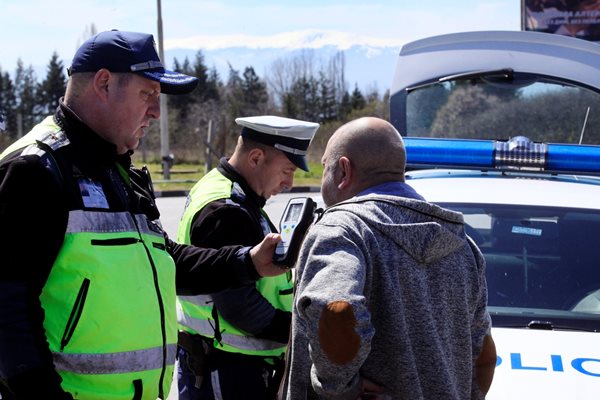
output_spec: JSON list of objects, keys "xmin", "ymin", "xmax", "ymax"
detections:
[{"xmin": 273, "ymin": 197, "xmax": 317, "ymax": 267}]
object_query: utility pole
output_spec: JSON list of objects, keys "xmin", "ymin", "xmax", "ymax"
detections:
[
  {"xmin": 205, "ymin": 120, "xmax": 213, "ymax": 174},
  {"xmin": 157, "ymin": 0, "xmax": 171, "ymax": 179}
]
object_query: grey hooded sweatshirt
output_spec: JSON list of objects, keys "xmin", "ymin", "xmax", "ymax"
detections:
[{"xmin": 282, "ymin": 188, "xmax": 491, "ymax": 400}]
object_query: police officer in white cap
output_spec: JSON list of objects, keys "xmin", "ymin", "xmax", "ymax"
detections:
[{"xmin": 175, "ymin": 115, "xmax": 319, "ymax": 400}]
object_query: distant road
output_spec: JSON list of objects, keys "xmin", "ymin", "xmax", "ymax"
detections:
[{"xmin": 156, "ymin": 191, "xmax": 323, "ymax": 240}]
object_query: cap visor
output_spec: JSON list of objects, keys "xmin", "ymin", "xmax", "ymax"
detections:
[
  {"xmin": 139, "ymin": 70, "xmax": 199, "ymax": 95},
  {"xmin": 286, "ymin": 153, "xmax": 310, "ymax": 172}
]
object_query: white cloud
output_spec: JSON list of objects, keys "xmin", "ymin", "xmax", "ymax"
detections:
[{"xmin": 164, "ymin": 29, "xmax": 407, "ymax": 51}]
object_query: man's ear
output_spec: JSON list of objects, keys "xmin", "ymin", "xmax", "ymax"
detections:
[
  {"xmin": 337, "ymin": 156, "xmax": 352, "ymax": 190},
  {"xmin": 92, "ymin": 69, "xmax": 111, "ymax": 100},
  {"xmin": 247, "ymin": 148, "xmax": 266, "ymax": 168}
]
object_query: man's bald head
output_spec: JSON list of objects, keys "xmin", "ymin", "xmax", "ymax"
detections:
[{"xmin": 320, "ymin": 117, "xmax": 407, "ymax": 205}]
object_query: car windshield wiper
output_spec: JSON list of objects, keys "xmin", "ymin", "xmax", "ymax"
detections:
[
  {"xmin": 439, "ymin": 68, "xmax": 514, "ymax": 83},
  {"xmin": 498, "ymin": 320, "xmax": 600, "ymax": 332},
  {"xmin": 406, "ymin": 68, "xmax": 516, "ymax": 92},
  {"xmin": 528, "ymin": 320, "xmax": 554, "ymax": 330}
]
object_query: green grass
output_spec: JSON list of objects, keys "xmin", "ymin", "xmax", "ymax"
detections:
[{"xmin": 142, "ymin": 162, "xmax": 323, "ymax": 192}]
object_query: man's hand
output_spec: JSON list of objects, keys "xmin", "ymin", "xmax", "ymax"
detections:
[
  {"xmin": 357, "ymin": 378, "xmax": 386, "ymax": 399},
  {"xmin": 250, "ymin": 233, "xmax": 288, "ymax": 277}
]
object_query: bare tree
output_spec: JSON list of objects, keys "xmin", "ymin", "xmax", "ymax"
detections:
[
  {"xmin": 328, "ymin": 51, "xmax": 347, "ymax": 105},
  {"xmin": 266, "ymin": 50, "xmax": 318, "ymax": 107}
]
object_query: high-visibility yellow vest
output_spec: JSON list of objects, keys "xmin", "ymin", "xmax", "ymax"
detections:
[
  {"xmin": 177, "ymin": 168, "xmax": 293, "ymax": 357},
  {"xmin": 2, "ymin": 117, "xmax": 178, "ymax": 399}
]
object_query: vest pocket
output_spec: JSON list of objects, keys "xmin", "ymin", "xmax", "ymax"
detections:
[
  {"xmin": 91, "ymin": 237, "xmax": 142, "ymax": 246},
  {"xmin": 132, "ymin": 378, "xmax": 143, "ymax": 400},
  {"xmin": 60, "ymin": 278, "xmax": 90, "ymax": 351},
  {"xmin": 152, "ymin": 242, "xmax": 166, "ymax": 251}
]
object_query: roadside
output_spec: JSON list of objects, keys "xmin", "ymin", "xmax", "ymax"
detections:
[
  {"xmin": 154, "ymin": 185, "xmax": 320, "ymax": 198},
  {"xmin": 141, "ymin": 161, "xmax": 323, "ymax": 195}
]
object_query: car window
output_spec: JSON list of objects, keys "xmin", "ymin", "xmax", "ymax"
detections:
[
  {"xmin": 406, "ymin": 73, "xmax": 600, "ymax": 145},
  {"xmin": 439, "ymin": 203, "xmax": 600, "ymax": 327}
]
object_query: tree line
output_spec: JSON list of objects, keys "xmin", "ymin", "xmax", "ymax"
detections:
[{"xmin": 0, "ymin": 48, "xmax": 390, "ymax": 165}]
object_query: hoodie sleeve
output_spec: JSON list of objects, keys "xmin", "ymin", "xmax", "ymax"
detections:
[
  {"xmin": 467, "ymin": 236, "xmax": 492, "ymax": 356},
  {"xmin": 294, "ymin": 220, "xmax": 375, "ymax": 400}
]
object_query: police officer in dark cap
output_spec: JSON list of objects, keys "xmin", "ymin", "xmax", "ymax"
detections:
[{"xmin": 0, "ymin": 30, "xmax": 287, "ymax": 400}]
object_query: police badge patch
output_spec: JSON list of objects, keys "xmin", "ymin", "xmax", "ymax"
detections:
[{"xmin": 78, "ymin": 178, "xmax": 109, "ymax": 209}]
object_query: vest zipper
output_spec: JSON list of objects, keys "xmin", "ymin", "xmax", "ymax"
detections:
[
  {"xmin": 129, "ymin": 218, "xmax": 168, "ymax": 399},
  {"xmin": 142, "ymin": 238, "xmax": 168, "ymax": 398},
  {"xmin": 115, "ymin": 159, "xmax": 168, "ymax": 396},
  {"xmin": 60, "ymin": 278, "xmax": 91, "ymax": 351}
]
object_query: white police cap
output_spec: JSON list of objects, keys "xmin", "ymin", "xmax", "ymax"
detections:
[{"xmin": 235, "ymin": 115, "xmax": 319, "ymax": 171}]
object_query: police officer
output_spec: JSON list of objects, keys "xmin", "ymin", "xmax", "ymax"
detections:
[
  {"xmin": 0, "ymin": 30, "xmax": 285, "ymax": 400},
  {"xmin": 176, "ymin": 116, "xmax": 319, "ymax": 399}
]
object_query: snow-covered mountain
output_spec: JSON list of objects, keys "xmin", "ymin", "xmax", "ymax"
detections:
[{"xmin": 165, "ymin": 32, "xmax": 400, "ymax": 94}]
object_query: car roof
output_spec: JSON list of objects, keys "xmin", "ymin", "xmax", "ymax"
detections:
[
  {"xmin": 391, "ymin": 30, "xmax": 600, "ymax": 210},
  {"xmin": 406, "ymin": 169, "xmax": 600, "ymax": 210},
  {"xmin": 391, "ymin": 30, "xmax": 600, "ymax": 95}
]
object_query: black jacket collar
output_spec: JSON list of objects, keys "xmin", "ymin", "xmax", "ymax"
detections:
[
  {"xmin": 56, "ymin": 99, "xmax": 130, "ymax": 168},
  {"xmin": 217, "ymin": 157, "xmax": 266, "ymax": 208}
]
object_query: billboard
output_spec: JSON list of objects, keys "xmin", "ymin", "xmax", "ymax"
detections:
[{"xmin": 522, "ymin": 0, "xmax": 600, "ymax": 41}]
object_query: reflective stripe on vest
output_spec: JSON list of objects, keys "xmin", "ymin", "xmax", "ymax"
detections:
[
  {"xmin": 66, "ymin": 209, "xmax": 161, "ymax": 235},
  {"xmin": 3, "ymin": 120, "xmax": 178, "ymax": 399},
  {"xmin": 177, "ymin": 300, "xmax": 284, "ymax": 352},
  {"xmin": 176, "ymin": 168, "xmax": 293, "ymax": 357},
  {"xmin": 53, "ymin": 343, "xmax": 177, "ymax": 374}
]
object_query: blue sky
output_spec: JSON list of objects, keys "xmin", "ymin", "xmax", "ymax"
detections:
[{"xmin": 0, "ymin": 0, "xmax": 521, "ymax": 74}]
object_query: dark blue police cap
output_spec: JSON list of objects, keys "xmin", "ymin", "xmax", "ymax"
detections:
[
  {"xmin": 235, "ymin": 115, "xmax": 319, "ymax": 172},
  {"xmin": 68, "ymin": 30, "xmax": 198, "ymax": 95}
]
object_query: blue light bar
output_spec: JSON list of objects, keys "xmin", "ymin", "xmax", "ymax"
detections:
[
  {"xmin": 404, "ymin": 137, "xmax": 494, "ymax": 167},
  {"xmin": 547, "ymin": 143, "xmax": 600, "ymax": 173},
  {"xmin": 404, "ymin": 136, "xmax": 600, "ymax": 175}
]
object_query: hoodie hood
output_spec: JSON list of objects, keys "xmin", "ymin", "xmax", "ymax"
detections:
[{"xmin": 321, "ymin": 194, "xmax": 467, "ymax": 264}]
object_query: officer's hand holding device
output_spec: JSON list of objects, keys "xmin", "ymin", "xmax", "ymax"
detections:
[{"xmin": 273, "ymin": 197, "xmax": 317, "ymax": 267}]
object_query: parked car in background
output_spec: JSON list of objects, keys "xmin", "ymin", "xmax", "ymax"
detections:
[{"xmin": 391, "ymin": 30, "xmax": 600, "ymax": 399}]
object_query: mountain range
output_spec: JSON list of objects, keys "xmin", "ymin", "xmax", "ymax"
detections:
[{"xmin": 164, "ymin": 44, "xmax": 401, "ymax": 96}]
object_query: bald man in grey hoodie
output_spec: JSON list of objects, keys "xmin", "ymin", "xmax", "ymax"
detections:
[{"xmin": 281, "ymin": 117, "xmax": 496, "ymax": 399}]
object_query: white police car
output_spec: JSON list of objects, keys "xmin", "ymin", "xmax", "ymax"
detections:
[{"xmin": 391, "ymin": 31, "xmax": 600, "ymax": 398}]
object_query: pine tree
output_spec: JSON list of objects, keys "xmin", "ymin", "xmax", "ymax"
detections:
[
  {"xmin": 351, "ymin": 84, "xmax": 366, "ymax": 110},
  {"xmin": 319, "ymin": 73, "xmax": 337, "ymax": 122},
  {"xmin": 225, "ymin": 64, "xmax": 244, "ymax": 118},
  {"xmin": 37, "ymin": 52, "xmax": 67, "ymax": 117},
  {"xmin": 169, "ymin": 56, "xmax": 195, "ymax": 119},
  {"xmin": 0, "ymin": 69, "xmax": 18, "ymax": 137},
  {"xmin": 339, "ymin": 91, "xmax": 352, "ymax": 121},
  {"xmin": 205, "ymin": 67, "xmax": 221, "ymax": 102},
  {"xmin": 286, "ymin": 76, "xmax": 320, "ymax": 121},
  {"xmin": 192, "ymin": 51, "xmax": 210, "ymax": 103},
  {"xmin": 14, "ymin": 59, "xmax": 38, "ymax": 134},
  {"xmin": 242, "ymin": 67, "xmax": 268, "ymax": 115}
]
